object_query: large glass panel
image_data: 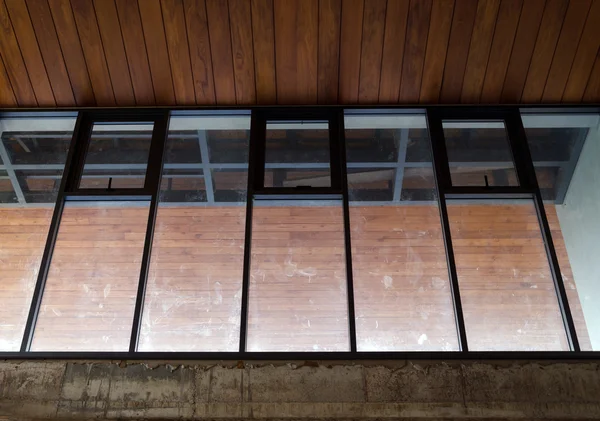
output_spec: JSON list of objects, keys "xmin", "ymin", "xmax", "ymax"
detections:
[
  {"xmin": 534, "ymin": 116, "xmax": 600, "ymax": 350},
  {"xmin": 32, "ymin": 202, "xmax": 149, "ymax": 351},
  {"xmin": 346, "ymin": 113, "xmax": 458, "ymax": 351},
  {"xmin": 443, "ymin": 121, "xmax": 518, "ymax": 187},
  {"xmin": 247, "ymin": 201, "xmax": 349, "ymax": 351},
  {"xmin": 447, "ymin": 200, "xmax": 569, "ymax": 351},
  {"xmin": 139, "ymin": 115, "xmax": 250, "ymax": 351},
  {"xmin": 265, "ymin": 121, "xmax": 331, "ymax": 188},
  {"xmin": 0, "ymin": 115, "xmax": 74, "ymax": 351},
  {"xmin": 79, "ymin": 123, "xmax": 154, "ymax": 189}
]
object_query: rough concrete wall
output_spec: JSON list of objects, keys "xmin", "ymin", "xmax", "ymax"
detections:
[{"xmin": 1, "ymin": 360, "xmax": 600, "ymax": 420}]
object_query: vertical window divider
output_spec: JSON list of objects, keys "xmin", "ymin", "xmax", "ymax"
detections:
[
  {"xmin": 128, "ymin": 111, "xmax": 171, "ymax": 352},
  {"xmin": 19, "ymin": 112, "xmax": 87, "ymax": 352},
  {"xmin": 426, "ymin": 109, "xmax": 469, "ymax": 352},
  {"xmin": 239, "ymin": 110, "xmax": 263, "ymax": 352},
  {"xmin": 336, "ymin": 109, "xmax": 357, "ymax": 352}
]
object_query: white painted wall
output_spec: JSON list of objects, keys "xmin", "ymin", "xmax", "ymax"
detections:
[{"xmin": 556, "ymin": 123, "xmax": 600, "ymax": 350}]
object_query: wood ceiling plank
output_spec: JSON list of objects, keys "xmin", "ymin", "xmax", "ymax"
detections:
[
  {"xmin": 251, "ymin": 0, "xmax": 276, "ymax": 104},
  {"xmin": 183, "ymin": 0, "xmax": 215, "ymax": 104},
  {"xmin": 25, "ymin": 0, "xmax": 74, "ymax": 106},
  {"xmin": 229, "ymin": 0, "xmax": 256, "ymax": 105},
  {"xmin": 439, "ymin": 0, "xmax": 477, "ymax": 103},
  {"xmin": 583, "ymin": 53, "xmax": 600, "ymax": 102},
  {"xmin": 93, "ymin": 0, "xmax": 135, "ymax": 106},
  {"xmin": 5, "ymin": 0, "xmax": 55, "ymax": 106},
  {"xmin": 378, "ymin": 0, "xmax": 409, "ymax": 103},
  {"xmin": 115, "ymin": 0, "xmax": 155, "ymax": 105},
  {"xmin": 317, "ymin": 0, "xmax": 340, "ymax": 104},
  {"xmin": 47, "ymin": 0, "xmax": 94, "ymax": 106},
  {"xmin": 0, "ymin": 0, "xmax": 36, "ymax": 105},
  {"xmin": 294, "ymin": 0, "xmax": 318, "ymax": 104},
  {"xmin": 500, "ymin": 0, "xmax": 545, "ymax": 103},
  {"xmin": 520, "ymin": 0, "xmax": 568, "ymax": 103},
  {"xmin": 563, "ymin": 0, "xmax": 600, "ymax": 102},
  {"xmin": 205, "ymin": 0, "xmax": 236, "ymax": 104},
  {"xmin": 0, "ymin": 53, "xmax": 17, "ymax": 106},
  {"xmin": 420, "ymin": 0, "xmax": 454, "ymax": 103},
  {"xmin": 138, "ymin": 0, "xmax": 176, "ymax": 105},
  {"xmin": 358, "ymin": 0, "xmax": 386, "ymax": 104},
  {"xmin": 70, "ymin": 0, "xmax": 115, "ymax": 106},
  {"xmin": 274, "ymin": 0, "xmax": 317, "ymax": 104},
  {"xmin": 399, "ymin": 0, "xmax": 432, "ymax": 103},
  {"xmin": 339, "ymin": 0, "xmax": 363, "ymax": 104},
  {"xmin": 161, "ymin": 0, "xmax": 195, "ymax": 105},
  {"xmin": 480, "ymin": 0, "xmax": 522, "ymax": 103},
  {"xmin": 460, "ymin": 0, "xmax": 500, "ymax": 103},
  {"xmin": 542, "ymin": 0, "xmax": 592, "ymax": 102}
]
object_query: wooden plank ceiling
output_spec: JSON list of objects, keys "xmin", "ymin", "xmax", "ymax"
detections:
[{"xmin": 0, "ymin": 0, "xmax": 599, "ymax": 108}]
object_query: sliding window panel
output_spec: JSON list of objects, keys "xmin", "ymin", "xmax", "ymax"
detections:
[
  {"xmin": 345, "ymin": 113, "xmax": 459, "ymax": 351},
  {"xmin": 247, "ymin": 201, "xmax": 349, "ymax": 352},
  {"xmin": 79, "ymin": 123, "xmax": 154, "ymax": 189},
  {"xmin": 0, "ymin": 115, "xmax": 74, "ymax": 351},
  {"xmin": 443, "ymin": 121, "xmax": 519, "ymax": 187},
  {"xmin": 447, "ymin": 200, "xmax": 569, "ymax": 351},
  {"xmin": 31, "ymin": 202, "xmax": 149, "ymax": 351},
  {"xmin": 138, "ymin": 114, "xmax": 250, "ymax": 351}
]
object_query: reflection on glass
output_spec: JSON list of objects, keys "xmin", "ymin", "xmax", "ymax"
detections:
[
  {"xmin": 0, "ymin": 170, "xmax": 17, "ymax": 203},
  {"xmin": 32, "ymin": 202, "xmax": 149, "ymax": 351},
  {"xmin": 0, "ymin": 117, "xmax": 73, "ymax": 351},
  {"xmin": 546, "ymin": 121, "xmax": 600, "ymax": 350},
  {"xmin": 265, "ymin": 122, "xmax": 330, "ymax": 187},
  {"xmin": 79, "ymin": 123, "xmax": 154, "ymax": 189},
  {"xmin": 443, "ymin": 121, "xmax": 518, "ymax": 187},
  {"xmin": 138, "ymin": 116, "xmax": 250, "ymax": 351},
  {"xmin": 525, "ymin": 127, "xmax": 589, "ymax": 202},
  {"xmin": 447, "ymin": 201, "xmax": 569, "ymax": 351},
  {"xmin": 248, "ymin": 202, "xmax": 349, "ymax": 351},
  {"xmin": 347, "ymin": 168, "xmax": 395, "ymax": 201}
]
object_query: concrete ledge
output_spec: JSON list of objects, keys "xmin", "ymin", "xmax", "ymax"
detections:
[{"xmin": 0, "ymin": 360, "xmax": 599, "ymax": 419}]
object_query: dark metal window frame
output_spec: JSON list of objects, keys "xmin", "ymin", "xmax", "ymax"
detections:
[{"xmin": 0, "ymin": 105, "xmax": 597, "ymax": 360}]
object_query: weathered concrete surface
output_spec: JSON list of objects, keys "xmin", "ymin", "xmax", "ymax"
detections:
[{"xmin": 0, "ymin": 360, "xmax": 599, "ymax": 420}]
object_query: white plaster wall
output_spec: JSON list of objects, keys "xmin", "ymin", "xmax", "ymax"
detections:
[{"xmin": 556, "ymin": 123, "xmax": 600, "ymax": 350}]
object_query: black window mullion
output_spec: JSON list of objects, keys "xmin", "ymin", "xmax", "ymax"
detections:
[
  {"xmin": 129, "ymin": 111, "xmax": 171, "ymax": 352},
  {"xmin": 426, "ymin": 108, "xmax": 469, "ymax": 352}
]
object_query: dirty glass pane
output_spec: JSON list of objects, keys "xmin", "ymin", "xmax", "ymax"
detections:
[
  {"xmin": 247, "ymin": 201, "xmax": 349, "ymax": 351},
  {"xmin": 138, "ymin": 115, "xmax": 250, "ymax": 351},
  {"xmin": 345, "ymin": 113, "xmax": 458, "ymax": 351},
  {"xmin": 31, "ymin": 202, "xmax": 149, "ymax": 351},
  {"xmin": 0, "ymin": 115, "xmax": 74, "ymax": 351},
  {"xmin": 447, "ymin": 200, "xmax": 569, "ymax": 351},
  {"xmin": 443, "ymin": 121, "xmax": 519, "ymax": 187},
  {"xmin": 79, "ymin": 123, "xmax": 154, "ymax": 189}
]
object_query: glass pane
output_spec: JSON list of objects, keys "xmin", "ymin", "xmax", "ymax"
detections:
[
  {"xmin": 525, "ymin": 127, "xmax": 589, "ymax": 202},
  {"xmin": 79, "ymin": 123, "xmax": 154, "ymax": 189},
  {"xmin": 443, "ymin": 121, "xmax": 518, "ymax": 187},
  {"xmin": 139, "ymin": 115, "xmax": 250, "ymax": 351},
  {"xmin": 32, "ymin": 202, "xmax": 149, "ymax": 351},
  {"xmin": 265, "ymin": 122, "xmax": 330, "ymax": 187},
  {"xmin": 0, "ymin": 115, "xmax": 73, "ymax": 351},
  {"xmin": 0, "ymin": 170, "xmax": 18, "ymax": 203},
  {"xmin": 546, "ymin": 120, "xmax": 600, "ymax": 350},
  {"xmin": 345, "ymin": 129, "xmax": 398, "ymax": 162},
  {"xmin": 248, "ymin": 201, "xmax": 349, "ymax": 351},
  {"xmin": 207, "ymin": 129, "xmax": 249, "ymax": 163},
  {"xmin": 345, "ymin": 113, "xmax": 458, "ymax": 351},
  {"xmin": 3, "ymin": 132, "xmax": 71, "ymax": 164},
  {"xmin": 447, "ymin": 200, "xmax": 569, "ymax": 351}
]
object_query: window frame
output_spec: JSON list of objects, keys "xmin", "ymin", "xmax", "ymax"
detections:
[{"xmin": 0, "ymin": 105, "xmax": 598, "ymax": 359}]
